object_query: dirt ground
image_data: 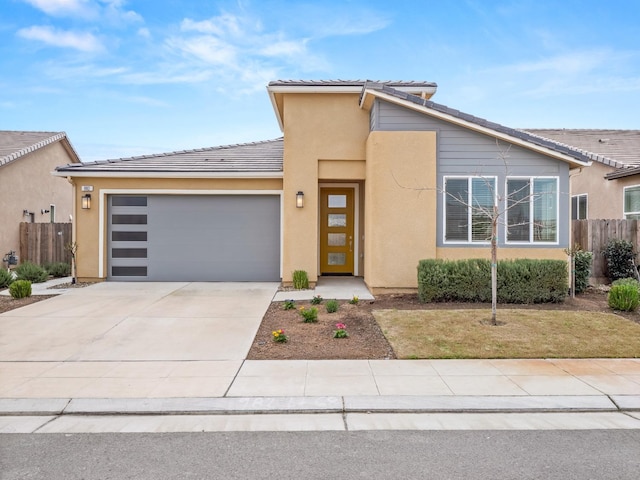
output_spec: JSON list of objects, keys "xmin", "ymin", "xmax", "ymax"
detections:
[{"xmin": 247, "ymin": 287, "xmax": 639, "ymax": 360}]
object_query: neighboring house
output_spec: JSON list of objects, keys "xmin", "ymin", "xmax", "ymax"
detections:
[
  {"xmin": 524, "ymin": 129, "xmax": 640, "ymax": 220},
  {"xmin": 55, "ymin": 80, "xmax": 593, "ymax": 292},
  {"xmin": 0, "ymin": 131, "xmax": 80, "ymax": 263}
]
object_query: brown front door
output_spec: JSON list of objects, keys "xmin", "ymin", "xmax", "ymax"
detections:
[{"xmin": 320, "ymin": 188, "xmax": 354, "ymax": 275}]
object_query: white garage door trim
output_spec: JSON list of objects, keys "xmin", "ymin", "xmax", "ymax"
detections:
[{"xmin": 98, "ymin": 189, "xmax": 283, "ymax": 279}]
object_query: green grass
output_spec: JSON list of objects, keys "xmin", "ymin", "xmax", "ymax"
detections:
[{"xmin": 374, "ymin": 309, "xmax": 640, "ymax": 359}]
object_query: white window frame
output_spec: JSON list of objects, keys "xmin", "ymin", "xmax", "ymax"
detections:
[
  {"xmin": 443, "ymin": 175, "xmax": 497, "ymax": 244},
  {"xmin": 623, "ymin": 185, "xmax": 640, "ymax": 219},
  {"xmin": 571, "ymin": 194, "xmax": 587, "ymax": 220},
  {"xmin": 505, "ymin": 176, "xmax": 559, "ymax": 245}
]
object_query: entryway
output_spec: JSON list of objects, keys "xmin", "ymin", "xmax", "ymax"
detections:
[{"xmin": 319, "ymin": 187, "xmax": 355, "ymax": 275}]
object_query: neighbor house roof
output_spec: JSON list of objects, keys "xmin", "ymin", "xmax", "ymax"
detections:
[
  {"xmin": 523, "ymin": 129, "xmax": 640, "ymax": 180},
  {"xmin": 55, "ymin": 138, "xmax": 284, "ymax": 178},
  {"xmin": 360, "ymin": 83, "xmax": 593, "ymax": 168},
  {"xmin": 0, "ymin": 130, "xmax": 81, "ymax": 168}
]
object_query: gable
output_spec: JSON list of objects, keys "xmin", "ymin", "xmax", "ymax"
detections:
[{"xmin": 372, "ymin": 99, "xmax": 565, "ymax": 175}]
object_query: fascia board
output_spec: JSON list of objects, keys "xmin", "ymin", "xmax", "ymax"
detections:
[
  {"xmin": 365, "ymin": 89, "xmax": 592, "ymax": 169},
  {"xmin": 52, "ymin": 170, "xmax": 283, "ymax": 178}
]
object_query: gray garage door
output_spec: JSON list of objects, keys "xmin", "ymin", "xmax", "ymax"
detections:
[{"xmin": 108, "ymin": 194, "xmax": 280, "ymax": 281}]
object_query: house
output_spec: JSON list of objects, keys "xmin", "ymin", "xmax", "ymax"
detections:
[
  {"xmin": 524, "ymin": 129, "xmax": 640, "ymax": 220},
  {"xmin": 54, "ymin": 80, "xmax": 593, "ymax": 292},
  {"xmin": 1, "ymin": 131, "xmax": 80, "ymax": 263}
]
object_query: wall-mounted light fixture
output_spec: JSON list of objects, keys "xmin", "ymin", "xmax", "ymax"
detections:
[
  {"xmin": 23, "ymin": 209, "xmax": 30, "ymax": 217},
  {"xmin": 296, "ymin": 191, "xmax": 304, "ymax": 208},
  {"xmin": 82, "ymin": 193, "xmax": 92, "ymax": 210}
]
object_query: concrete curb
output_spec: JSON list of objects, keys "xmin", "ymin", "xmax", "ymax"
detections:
[{"xmin": 2, "ymin": 395, "xmax": 638, "ymax": 417}]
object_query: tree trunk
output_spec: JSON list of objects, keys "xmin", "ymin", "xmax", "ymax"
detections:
[{"xmin": 491, "ymin": 208, "xmax": 498, "ymax": 326}]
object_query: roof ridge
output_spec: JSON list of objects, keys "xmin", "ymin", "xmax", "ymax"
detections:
[{"xmin": 0, "ymin": 131, "xmax": 67, "ymax": 167}]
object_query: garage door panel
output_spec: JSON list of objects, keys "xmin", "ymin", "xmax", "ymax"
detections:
[{"xmin": 109, "ymin": 194, "xmax": 280, "ymax": 281}]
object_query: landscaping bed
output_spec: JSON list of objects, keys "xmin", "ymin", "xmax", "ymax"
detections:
[{"xmin": 247, "ymin": 288, "xmax": 640, "ymax": 360}]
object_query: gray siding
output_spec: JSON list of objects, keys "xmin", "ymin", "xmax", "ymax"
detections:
[{"xmin": 372, "ymin": 99, "xmax": 571, "ymax": 248}]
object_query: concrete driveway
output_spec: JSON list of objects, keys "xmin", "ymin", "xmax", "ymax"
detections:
[{"xmin": 0, "ymin": 282, "xmax": 278, "ymax": 362}]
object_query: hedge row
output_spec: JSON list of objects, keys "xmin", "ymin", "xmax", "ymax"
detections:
[{"xmin": 417, "ymin": 258, "xmax": 568, "ymax": 304}]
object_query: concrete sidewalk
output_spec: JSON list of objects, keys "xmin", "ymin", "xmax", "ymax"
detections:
[{"xmin": 1, "ymin": 359, "xmax": 639, "ymax": 415}]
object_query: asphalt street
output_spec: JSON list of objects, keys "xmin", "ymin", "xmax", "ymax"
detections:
[{"xmin": 2, "ymin": 430, "xmax": 639, "ymax": 479}]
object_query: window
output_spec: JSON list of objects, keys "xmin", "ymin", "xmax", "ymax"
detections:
[
  {"xmin": 571, "ymin": 194, "xmax": 587, "ymax": 220},
  {"xmin": 624, "ymin": 186, "xmax": 640, "ymax": 219},
  {"xmin": 506, "ymin": 177, "xmax": 558, "ymax": 243},
  {"xmin": 444, "ymin": 176, "xmax": 496, "ymax": 243}
]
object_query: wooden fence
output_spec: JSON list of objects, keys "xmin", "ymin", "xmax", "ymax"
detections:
[
  {"xmin": 572, "ymin": 219, "xmax": 640, "ymax": 284},
  {"xmin": 19, "ymin": 222, "xmax": 72, "ymax": 265}
]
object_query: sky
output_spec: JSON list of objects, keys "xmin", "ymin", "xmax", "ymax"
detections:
[{"xmin": 2, "ymin": 0, "xmax": 639, "ymax": 161}]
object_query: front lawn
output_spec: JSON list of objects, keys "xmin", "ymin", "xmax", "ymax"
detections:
[{"xmin": 375, "ymin": 309, "xmax": 640, "ymax": 359}]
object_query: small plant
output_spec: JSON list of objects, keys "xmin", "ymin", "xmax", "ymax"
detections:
[
  {"xmin": 349, "ymin": 295, "xmax": 359, "ymax": 305},
  {"xmin": 311, "ymin": 295, "xmax": 323, "ymax": 305},
  {"xmin": 14, "ymin": 261, "xmax": 48, "ymax": 283},
  {"xmin": 282, "ymin": 299, "xmax": 296, "ymax": 310},
  {"xmin": 45, "ymin": 262, "xmax": 71, "ymax": 278},
  {"xmin": 333, "ymin": 323, "xmax": 349, "ymax": 338},
  {"xmin": 272, "ymin": 329, "xmax": 288, "ymax": 343},
  {"xmin": 0, "ymin": 269, "xmax": 14, "ymax": 288},
  {"xmin": 608, "ymin": 279, "xmax": 640, "ymax": 311},
  {"xmin": 299, "ymin": 306, "xmax": 318, "ymax": 323},
  {"xmin": 325, "ymin": 299, "xmax": 339, "ymax": 313},
  {"xmin": 292, "ymin": 270, "xmax": 309, "ymax": 290},
  {"xmin": 9, "ymin": 279, "xmax": 32, "ymax": 299}
]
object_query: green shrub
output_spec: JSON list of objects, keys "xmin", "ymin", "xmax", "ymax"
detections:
[
  {"xmin": 45, "ymin": 262, "xmax": 71, "ymax": 278},
  {"xmin": 299, "ymin": 306, "xmax": 318, "ymax": 323},
  {"xmin": 0, "ymin": 269, "xmax": 14, "ymax": 288},
  {"xmin": 282, "ymin": 299, "xmax": 296, "ymax": 310},
  {"xmin": 310, "ymin": 295, "xmax": 323, "ymax": 305},
  {"xmin": 604, "ymin": 239, "xmax": 636, "ymax": 282},
  {"xmin": 9, "ymin": 280, "xmax": 32, "ymax": 299},
  {"xmin": 417, "ymin": 258, "xmax": 567, "ymax": 304},
  {"xmin": 608, "ymin": 280, "xmax": 639, "ymax": 311},
  {"xmin": 292, "ymin": 270, "xmax": 309, "ymax": 290},
  {"xmin": 325, "ymin": 299, "xmax": 339, "ymax": 313},
  {"xmin": 14, "ymin": 261, "xmax": 48, "ymax": 283},
  {"xmin": 574, "ymin": 250, "xmax": 593, "ymax": 294}
]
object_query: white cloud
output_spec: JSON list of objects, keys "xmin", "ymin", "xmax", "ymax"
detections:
[
  {"xmin": 17, "ymin": 25, "xmax": 104, "ymax": 52},
  {"xmin": 166, "ymin": 35, "xmax": 237, "ymax": 65},
  {"xmin": 22, "ymin": 0, "xmax": 96, "ymax": 18},
  {"xmin": 22, "ymin": 0, "xmax": 142, "ymax": 23},
  {"xmin": 137, "ymin": 27, "xmax": 151, "ymax": 38}
]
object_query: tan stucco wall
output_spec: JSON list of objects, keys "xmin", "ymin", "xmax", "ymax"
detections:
[
  {"xmin": 364, "ymin": 131, "xmax": 437, "ymax": 289},
  {"xmin": 0, "ymin": 142, "xmax": 74, "ymax": 259},
  {"xmin": 281, "ymin": 93, "xmax": 370, "ymax": 283},
  {"xmin": 69, "ymin": 176, "xmax": 283, "ymax": 281},
  {"xmin": 570, "ymin": 162, "xmax": 621, "ymax": 219}
]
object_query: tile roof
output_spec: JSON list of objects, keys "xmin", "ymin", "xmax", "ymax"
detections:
[
  {"xmin": 523, "ymin": 129, "xmax": 640, "ymax": 170},
  {"xmin": 0, "ymin": 130, "xmax": 73, "ymax": 168},
  {"xmin": 365, "ymin": 83, "xmax": 596, "ymax": 166},
  {"xmin": 269, "ymin": 79, "xmax": 437, "ymax": 88},
  {"xmin": 55, "ymin": 138, "xmax": 284, "ymax": 175}
]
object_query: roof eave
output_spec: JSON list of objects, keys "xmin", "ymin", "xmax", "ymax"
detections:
[
  {"xmin": 361, "ymin": 89, "xmax": 592, "ymax": 169},
  {"xmin": 605, "ymin": 168, "xmax": 640, "ymax": 180},
  {"xmin": 52, "ymin": 170, "xmax": 283, "ymax": 179}
]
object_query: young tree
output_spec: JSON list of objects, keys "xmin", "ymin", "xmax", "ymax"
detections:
[{"xmin": 402, "ymin": 143, "xmax": 561, "ymax": 325}]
